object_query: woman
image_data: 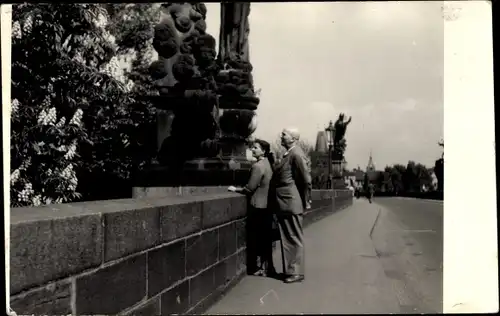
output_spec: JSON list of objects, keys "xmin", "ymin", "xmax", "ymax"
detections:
[{"xmin": 228, "ymin": 139, "xmax": 278, "ymax": 277}]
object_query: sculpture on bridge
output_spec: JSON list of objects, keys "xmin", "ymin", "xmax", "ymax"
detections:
[
  {"xmin": 216, "ymin": 2, "xmax": 260, "ymax": 160},
  {"xmin": 134, "ymin": 2, "xmax": 260, "ymax": 191},
  {"xmin": 332, "ymin": 113, "xmax": 352, "ymax": 160},
  {"xmin": 147, "ymin": 2, "xmax": 259, "ymax": 169},
  {"xmin": 149, "ymin": 2, "xmax": 219, "ymax": 167}
]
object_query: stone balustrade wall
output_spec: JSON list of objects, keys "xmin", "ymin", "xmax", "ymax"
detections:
[{"xmin": 10, "ymin": 190, "xmax": 353, "ymax": 315}]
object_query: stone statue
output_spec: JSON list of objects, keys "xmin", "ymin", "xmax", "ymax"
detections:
[
  {"xmin": 332, "ymin": 113, "xmax": 352, "ymax": 160},
  {"xmin": 219, "ymin": 3, "xmax": 250, "ymax": 63},
  {"xmin": 148, "ymin": 2, "xmax": 220, "ymax": 166},
  {"xmin": 215, "ymin": 2, "xmax": 259, "ymax": 160}
]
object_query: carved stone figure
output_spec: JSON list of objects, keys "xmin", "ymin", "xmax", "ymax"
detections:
[
  {"xmin": 216, "ymin": 2, "xmax": 259, "ymax": 152},
  {"xmin": 332, "ymin": 113, "xmax": 351, "ymax": 160},
  {"xmin": 148, "ymin": 3, "xmax": 219, "ymax": 166}
]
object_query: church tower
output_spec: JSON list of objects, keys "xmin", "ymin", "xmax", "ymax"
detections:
[{"xmin": 366, "ymin": 149, "xmax": 375, "ymax": 172}]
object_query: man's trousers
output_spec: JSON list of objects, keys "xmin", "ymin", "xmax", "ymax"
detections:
[{"xmin": 276, "ymin": 212, "xmax": 305, "ymax": 276}]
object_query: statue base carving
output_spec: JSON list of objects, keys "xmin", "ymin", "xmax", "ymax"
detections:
[{"xmin": 133, "ymin": 155, "xmax": 252, "ymax": 198}]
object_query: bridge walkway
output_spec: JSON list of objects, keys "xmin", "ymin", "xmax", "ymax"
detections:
[{"xmin": 206, "ymin": 200, "xmax": 401, "ymax": 314}]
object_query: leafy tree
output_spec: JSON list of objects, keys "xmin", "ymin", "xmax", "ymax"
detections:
[
  {"xmin": 75, "ymin": 4, "xmax": 160, "ymax": 200},
  {"xmin": 10, "ymin": 99, "xmax": 88, "ymax": 206},
  {"xmin": 385, "ymin": 164, "xmax": 405, "ymax": 193},
  {"xmin": 414, "ymin": 163, "xmax": 432, "ymax": 191},
  {"xmin": 104, "ymin": 4, "xmax": 160, "ymax": 96},
  {"xmin": 10, "ymin": 4, "xmax": 126, "ymax": 205},
  {"xmin": 10, "ymin": 4, "xmax": 157, "ymax": 204}
]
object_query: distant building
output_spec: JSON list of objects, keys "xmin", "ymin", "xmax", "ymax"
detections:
[
  {"xmin": 315, "ymin": 131, "xmax": 328, "ymax": 153},
  {"xmin": 353, "ymin": 167, "xmax": 365, "ymax": 188},
  {"xmin": 350, "ymin": 151, "xmax": 385, "ymax": 191},
  {"xmin": 365, "ymin": 151, "xmax": 381, "ymax": 183}
]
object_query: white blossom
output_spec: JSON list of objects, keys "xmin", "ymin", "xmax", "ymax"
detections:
[
  {"xmin": 64, "ymin": 142, "xmax": 77, "ymax": 160},
  {"xmin": 37, "ymin": 107, "xmax": 57, "ymax": 126},
  {"xmin": 23, "ymin": 15, "xmax": 33, "ymax": 34},
  {"xmin": 37, "ymin": 109, "xmax": 47, "ymax": 125},
  {"xmin": 47, "ymin": 107, "xmax": 57, "ymax": 125},
  {"xmin": 12, "ymin": 21, "xmax": 21, "ymax": 39},
  {"xmin": 18, "ymin": 189, "xmax": 30, "ymax": 202},
  {"xmin": 11, "ymin": 99, "xmax": 20, "ymax": 113},
  {"xmin": 55, "ymin": 116, "xmax": 66, "ymax": 128},
  {"xmin": 56, "ymin": 145, "xmax": 67, "ymax": 152},
  {"xmin": 69, "ymin": 109, "xmax": 83, "ymax": 126},
  {"xmin": 32, "ymin": 195, "xmax": 42, "ymax": 207},
  {"xmin": 11, "ymin": 169, "xmax": 20, "ymax": 184}
]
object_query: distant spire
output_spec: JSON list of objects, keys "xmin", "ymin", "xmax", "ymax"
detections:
[
  {"xmin": 315, "ymin": 131, "xmax": 328, "ymax": 153},
  {"xmin": 366, "ymin": 149, "xmax": 375, "ymax": 172}
]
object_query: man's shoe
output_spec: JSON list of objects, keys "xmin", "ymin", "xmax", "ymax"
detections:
[{"xmin": 284, "ymin": 274, "xmax": 304, "ymax": 283}]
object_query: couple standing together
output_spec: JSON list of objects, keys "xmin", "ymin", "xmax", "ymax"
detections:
[{"xmin": 229, "ymin": 128, "xmax": 312, "ymax": 284}]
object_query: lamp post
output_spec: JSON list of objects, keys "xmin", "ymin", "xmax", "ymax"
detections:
[{"xmin": 325, "ymin": 121, "xmax": 335, "ymax": 190}]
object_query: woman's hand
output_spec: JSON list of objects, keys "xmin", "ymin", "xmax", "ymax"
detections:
[{"xmin": 227, "ymin": 186, "xmax": 238, "ymax": 192}]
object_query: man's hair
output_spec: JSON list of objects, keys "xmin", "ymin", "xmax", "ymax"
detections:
[{"xmin": 284, "ymin": 127, "xmax": 300, "ymax": 141}]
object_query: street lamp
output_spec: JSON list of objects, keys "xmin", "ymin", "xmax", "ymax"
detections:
[{"xmin": 325, "ymin": 121, "xmax": 335, "ymax": 190}]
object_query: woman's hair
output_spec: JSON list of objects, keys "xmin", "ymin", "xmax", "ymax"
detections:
[{"xmin": 254, "ymin": 138, "xmax": 275, "ymax": 167}]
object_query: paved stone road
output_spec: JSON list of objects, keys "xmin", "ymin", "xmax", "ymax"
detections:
[
  {"xmin": 370, "ymin": 197, "xmax": 443, "ymax": 313},
  {"xmin": 206, "ymin": 198, "xmax": 443, "ymax": 314}
]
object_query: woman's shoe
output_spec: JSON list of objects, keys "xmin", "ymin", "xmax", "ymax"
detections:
[{"xmin": 252, "ymin": 269, "xmax": 266, "ymax": 276}]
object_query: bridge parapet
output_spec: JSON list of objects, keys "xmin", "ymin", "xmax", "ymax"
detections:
[{"xmin": 10, "ymin": 190, "xmax": 353, "ymax": 315}]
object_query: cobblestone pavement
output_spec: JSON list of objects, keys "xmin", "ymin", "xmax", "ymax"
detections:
[{"xmin": 207, "ymin": 199, "xmax": 412, "ymax": 314}]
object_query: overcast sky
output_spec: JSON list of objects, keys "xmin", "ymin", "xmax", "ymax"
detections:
[{"xmin": 206, "ymin": 2, "xmax": 444, "ymax": 169}]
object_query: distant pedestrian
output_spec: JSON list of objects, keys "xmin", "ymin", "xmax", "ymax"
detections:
[
  {"xmin": 367, "ymin": 183, "xmax": 374, "ymax": 203},
  {"xmin": 228, "ymin": 139, "xmax": 278, "ymax": 278},
  {"xmin": 269, "ymin": 127, "xmax": 312, "ymax": 284}
]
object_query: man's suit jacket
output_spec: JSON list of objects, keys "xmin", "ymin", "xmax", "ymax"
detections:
[
  {"xmin": 270, "ymin": 146, "xmax": 312, "ymax": 214},
  {"xmin": 243, "ymin": 158, "xmax": 273, "ymax": 209}
]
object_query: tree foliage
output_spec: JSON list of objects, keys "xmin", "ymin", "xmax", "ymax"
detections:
[
  {"xmin": 10, "ymin": 4, "xmax": 159, "ymax": 205},
  {"xmin": 379, "ymin": 162, "xmax": 433, "ymax": 194}
]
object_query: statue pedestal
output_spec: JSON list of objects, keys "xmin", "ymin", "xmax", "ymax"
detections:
[
  {"xmin": 132, "ymin": 156, "xmax": 252, "ymax": 198},
  {"xmin": 332, "ymin": 178, "xmax": 347, "ymax": 190}
]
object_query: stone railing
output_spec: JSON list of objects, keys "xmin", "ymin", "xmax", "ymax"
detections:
[{"xmin": 10, "ymin": 190, "xmax": 353, "ymax": 315}]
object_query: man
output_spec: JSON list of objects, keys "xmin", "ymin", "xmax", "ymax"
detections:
[{"xmin": 270, "ymin": 128, "xmax": 312, "ymax": 283}]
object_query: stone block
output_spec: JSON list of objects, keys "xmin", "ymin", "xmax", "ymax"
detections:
[
  {"xmin": 75, "ymin": 254, "xmax": 147, "ymax": 315},
  {"xmin": 10, "ymin": 280, "xmax": 71, "ymax": 315},
  {"xmin": 228, "ymin": 196, "xmax": 247, "ymax": 221},
  {"xmin": 10, "ymin": 214, "xmax": 102, "ymax": 294},
  {"xmin": 122, "ymin": 297, "xmax": 160, "ymax": 316},
  {"xmin": 235, "ymin": 219, "xmax": 246, "ymax": 250},
  {"xmin": 236, "ymin": 249, "xmax": 247, "ymax": 273},
  {"xmin": 160, "ymin": 202, "xmax": 202, "ymax": 243},
  {"xmin": 160, "ymin": 280, "xmax": 189, "ymax": 316},
  {"xmin": 201, "ymin": 198, "xmax": 232, "ymax": 229},
  {"xmin": 189, "ymin": 267, "xmax": 215, "ymax": 308},
  {"xmin": 214, "ymin": 255, "xmax": 238, "ymax": 288},
  {"xmin": 186, "ymin": 230, "xmax": 218, "ymax": 276},
  {"xmin": 103, "ymin": 207, "xmax": 160, "ymax": 262},
  {"xmin": 218, "ymin": 222, "xmax": 237, "ymax": 260},
  {"xmin": 148, "ymin": 240, "xmax": 186, "ymax": 297}
]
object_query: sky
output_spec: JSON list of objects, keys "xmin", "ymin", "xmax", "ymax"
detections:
[{"xmin": 205, "ymin": 2, "xmax": 444, "ymax": 170}]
